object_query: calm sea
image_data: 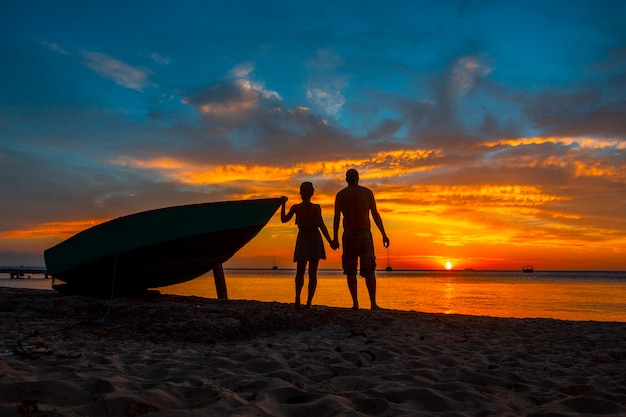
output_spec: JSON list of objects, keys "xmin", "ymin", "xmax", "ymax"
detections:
[{"xmin": 2, "ymin": 269, "xmax": 625, "ymax": 322}]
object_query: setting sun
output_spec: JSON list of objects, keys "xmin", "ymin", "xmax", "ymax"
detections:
[{"xmin": 445, "ymin": 262, "xmax": 453, "ymax": 270}]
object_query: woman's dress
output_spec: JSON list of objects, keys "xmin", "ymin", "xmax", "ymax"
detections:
[{"xmin": 293, "ymin": 204, "xmax": 326, "ymax": 262}]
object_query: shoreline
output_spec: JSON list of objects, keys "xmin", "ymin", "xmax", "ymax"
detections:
[
  {"xmin": 1, "ymin": 287, "xmax": 626, "ymax": 416},
  {"xmin": 2, "ymin": 268, "xmax": 626, "ymax": 274}
]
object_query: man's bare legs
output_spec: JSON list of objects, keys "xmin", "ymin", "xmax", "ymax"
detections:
[
  {"xmin": 306, "ymin": 259, "xmax": 319, "ymax": 308},
  {"xmin": 348, "ymin": 274, "xmax": 379, "ymax": 310},
  {"xmin": 347, "ymin": 273, "xmax": 359, "ymax": 309},
  {"xmin": 365, "ymin": 275, "xmax": 379, "ymax": 310}
]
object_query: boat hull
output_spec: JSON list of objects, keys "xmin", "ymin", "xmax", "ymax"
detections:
[{"xmin": 44, "ymin": 198, "xmax": 281, "ymax": 296}]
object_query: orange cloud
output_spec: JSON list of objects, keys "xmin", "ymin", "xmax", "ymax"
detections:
[
  {"xmin": 0, "ymin": 219, "xmax": 108, "ymax": 239},
  {"xmin": 381, "ymin": 185, "xmax": 567, "ymax": 211},
  {"xmin": 110, "ymin": 149, "xmax": 441, "ymax": 187},
  {"xmin": 484, "ymin": 136, "xmax": 626, "ymax": 149}
]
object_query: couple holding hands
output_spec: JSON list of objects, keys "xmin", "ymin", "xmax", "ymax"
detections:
[{"xmin": 281, "ymin": 169, "xmax": 389, "ymax": 310}]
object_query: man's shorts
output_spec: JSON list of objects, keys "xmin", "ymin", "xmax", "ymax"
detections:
[{"xmin": 342, "ymin": 228, "xmax": 376, "ymax": 278}]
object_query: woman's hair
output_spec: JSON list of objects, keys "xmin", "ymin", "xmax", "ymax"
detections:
[{"xmin": 300, "ymin": 181, "xmax": 314, "ymax": 198}]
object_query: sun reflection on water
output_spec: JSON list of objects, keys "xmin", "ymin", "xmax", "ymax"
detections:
[{"xmin": 156, "ymin": 269, "xmax": 626, "ymax": 322}]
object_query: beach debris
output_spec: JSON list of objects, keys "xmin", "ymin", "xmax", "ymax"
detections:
[
  {"xmin": 359, "ymin": 349, "xmax": 376, "ymax": 361},
  {"xmin": 126, "ymin": 401, "xmax": 159, "ymax": 417},
  {"xmin": 16, "ymin": 400, "xmax": 38, "ymax": 417},
  {"xmin": 55, "ymin": 351, "xmax": 82, "ymax": 360},
  {"xmin": 4, "ymin": 341, "xmax": 54, "ymax": 358}
]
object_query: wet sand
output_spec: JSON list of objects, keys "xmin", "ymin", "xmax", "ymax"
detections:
[{"xmin": 1, "ymin": 287, "xmax": 625, "ymax": 416}]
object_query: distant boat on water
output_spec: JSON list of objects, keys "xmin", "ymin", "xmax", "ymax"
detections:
[
  {"xmin": 385, "ymin": 248, "xmax": 393, "ymax": 271},
  {"xmin": 522, "ymin": 265, "xmax": 534, "ymax": 273},
  {"xmin": 0, "ymin": 266, "xmax": 48, "ymax": 279},
  {"xmin": 44, "ymin": 198, "xmax": 282, "ymax": 296}
]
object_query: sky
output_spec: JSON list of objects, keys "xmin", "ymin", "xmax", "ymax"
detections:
[{"xmin": 1, "ymin": 0, "xmax": 625, "ymax": 271}]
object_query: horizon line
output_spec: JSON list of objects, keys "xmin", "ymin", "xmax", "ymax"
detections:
[{"xmin": 1, "ymin": 266, "xmax": 625, "ymax": 274}]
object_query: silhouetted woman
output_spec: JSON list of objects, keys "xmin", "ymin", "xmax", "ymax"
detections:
[{"xmin": 281, "ymin": 182, "xmax": 334, "ymax": 308}]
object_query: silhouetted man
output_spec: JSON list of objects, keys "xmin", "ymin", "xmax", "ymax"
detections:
[{"xmin": 333, "ymin": 169, "xmax": 389, "ymax": 310}]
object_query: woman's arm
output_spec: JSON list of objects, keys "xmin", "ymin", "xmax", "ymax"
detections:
[
  {"xmin": 281, "ymin": 198, "xmax": 296, "ymax": 223},
  {"xmin": 316, "ymin": 205, "xmax": 334, "ymax": 245}
]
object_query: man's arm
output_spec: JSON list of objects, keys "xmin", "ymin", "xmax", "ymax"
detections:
[
  {"xmin": 370, "ymin": 194, "xmax": 390, "ymax": 248},
  {"xmin": 332, "ymin": 194, "xmax": 341, "ymax": 244}
]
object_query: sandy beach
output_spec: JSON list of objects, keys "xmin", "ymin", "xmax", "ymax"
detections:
[{"xmin": 1, "ymin": 287, "xmax": 625, "ymax": 416}]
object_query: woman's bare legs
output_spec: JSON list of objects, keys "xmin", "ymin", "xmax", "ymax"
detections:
[
  {"xmin": 306, "ymin": 259, "xmax": 319, "ymax": 307},
  {"xmin": 295, "ymin": 260, "xmax": 307, "ymax": 309}
]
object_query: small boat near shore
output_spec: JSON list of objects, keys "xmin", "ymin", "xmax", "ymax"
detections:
[{"xmin": 44, "ymin": 198, "xmax": 282, "ymax": 296}]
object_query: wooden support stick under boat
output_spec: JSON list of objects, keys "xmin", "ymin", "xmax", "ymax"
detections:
[{"xmin": 213, "ymin": 264, "xmax": 228, "ymax": 299}]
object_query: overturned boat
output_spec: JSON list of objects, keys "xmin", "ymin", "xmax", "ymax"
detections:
[{"xmin": 44, "ymin": 198, "xmax": 282, "ymax": 296}]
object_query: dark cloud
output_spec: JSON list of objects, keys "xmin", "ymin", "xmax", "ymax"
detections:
[
  {"xmin": 532, "ymin": 101, "xmax": 626, "ymax": 137},
  {"xmin": 173, "ymin": 78, "xmax": 368, "ymax": 165}
]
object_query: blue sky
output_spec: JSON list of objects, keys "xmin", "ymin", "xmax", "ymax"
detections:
[{"xmin": 1, "ymin": 0, "xmax": 625, "ymax": 269}]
